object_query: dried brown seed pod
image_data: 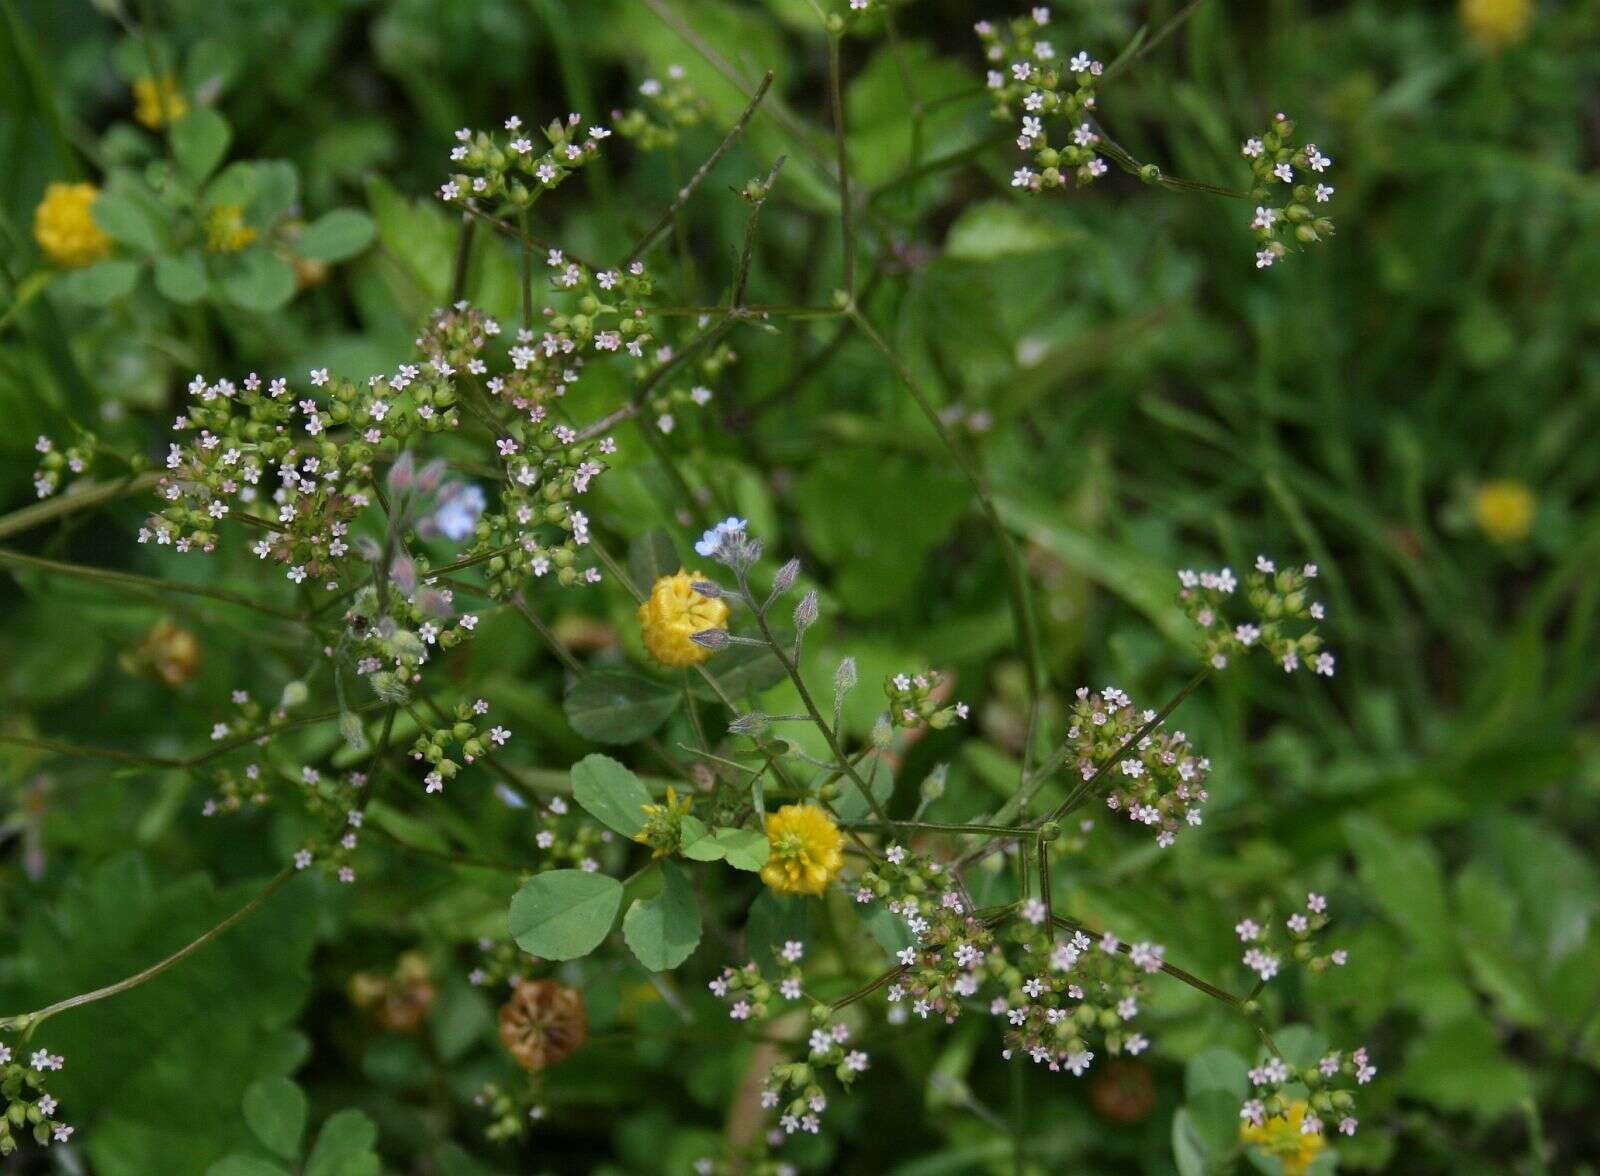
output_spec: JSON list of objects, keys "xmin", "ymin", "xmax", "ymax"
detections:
[{"xmin": 498, "ymin": 980, "xmax": 588, "ymax": 1071}]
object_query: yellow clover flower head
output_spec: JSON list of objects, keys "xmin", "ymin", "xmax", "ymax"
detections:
[
  {"xmin": 205, "ymin": 204, "xmax": 258, "ymax": 253},
  {"xmin": 633, "ymin": 786, "xmax": 693, "ymax": 858},
  {"xmin": 760, "ymin": 804, "xmax": 844, "ymax": 897},
  {"xmin": 33, "ymin": 182, "xmax": 112, "ymax": 269},
  {"xmin": 134, "ymin": 74, "xmax": 189, "ymax": 129},
  {"xmin": 1239, "ymin": 1100, "xmax": 1327, "ymax": 1176},
  {"xmin": 1473, "ymin": 478, "xmax": 1534, "ymax": 543},
  {"xmin": 637, "ymin": 569, "xmax": 729, "ymax": 668},
  {"xmin": 1461, "ymin": 0, "xmax": 1532, "ymax": 51}
]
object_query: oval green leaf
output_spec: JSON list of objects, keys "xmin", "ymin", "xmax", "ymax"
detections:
[{"xmin": 509, "ymin": 869, "xmax": 623, "ymax": 961}]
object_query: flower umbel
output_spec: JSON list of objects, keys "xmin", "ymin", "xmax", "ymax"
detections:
[
  {"xmin": 638, "ymin": 570, "xmax": 730, "ymax": 667},
  {"xmin": 760, "ymin": 805, "xmax": 844, "ymax": 897},
  {"xmin": 33, "ymin": 183, "xmax": 112, "ymax": 268}
]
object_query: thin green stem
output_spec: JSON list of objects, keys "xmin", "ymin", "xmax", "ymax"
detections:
[
  {"xmin": 0, "ymin": 547, "xmax": 305, "ymax": 621},
  {"xmin": 846, "ymin": 308, "xmax": 1044, "ymax": 706},
  {"xmin": 624, "ymin": 71, "xmax": 776, "ymax": 266},
  {"xmin": 0, "ymin": 471, "xmax": 161, "ymax": 541},
  {"xmin": 739, "ymin": 571, "xmax": 893, "ymax": 829},
  {"xmin": 827, "ymin": 34, "xmax": 855, "ymax": 294},
  {"xmin": 1, "ymin": 868, "xmax": 296, "ymax": 1039}
]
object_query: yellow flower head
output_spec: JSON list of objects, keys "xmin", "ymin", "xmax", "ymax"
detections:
[
  {"xmin": 637, "ymin": 570, "xmax": 729, "ymax": 668},
  {"xmin": 1461, "ymin": 0, "xmax": 1532, "ymax": 50},
  {"xmin": 33, "ymin": 182, "xmax": 112, "ymax": 268},
  {"xmin": 1473, "ymin": 478, "xmax": 1534, "ymax": 543},
  {"xmin": 1239, "ymin": 1101, "xmax": 1327, "ymax": 1176},
  {"xmin": 134, "ymin": 75, "xmax": 188, "ymax": 129},
  {"xmin": 760, "ymin": 804, "xmax": 844, "ymax": 897},
  {"xmin": 205, "ymin": 204, "xmax": 258, "ymax": 253},
  {"xmin": 633, "ymin": 786, "xmax": 693, "ymax": 857}
]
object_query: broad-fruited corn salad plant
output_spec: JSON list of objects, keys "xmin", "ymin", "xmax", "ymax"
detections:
[{"xmin": 4, "ymin": 0, "xmax": 1594, "ymax": 1172}]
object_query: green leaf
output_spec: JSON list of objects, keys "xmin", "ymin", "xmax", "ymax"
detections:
[
  {"xmin": 9, "ymin": 855, "xmax": 318, "ymax": 1176},
  {"xmin": 92, "ymin": 188, "xmax": 164, "ymax": 254},
  {"xmin": 1185, "ymin": 1047, "xmax": 1249, "ymax": 1100},
  {"xmin": 55, "ymin": 259, "xmax": 142, "ymax": 306},
  {"xmin": 248, "ymin": 161, "xmax": 300, "ymax": 226},
  {"xmin": 628, "ymin": 527, "xmax": 681, "ymax": 589},
  {"xmin": 171, "ymin": 108, "xmax": 231, "ymax": 183},
  {"xmin": 830, "ymin": 762, "xmax": 894, "ymax": 823},
  {"xmin": 218, "ymin": 249, "xmax": 296, "ymax": 312},
  {"xmin": 1186, "ymin": 1088, "xmax": 1241, "ymax": 1154},
  {"xmin": 1343, "ymin": 813, "xmax": 1452, "ymax": 958},
  {"xmin": 944, "ymin": 199, "xmax": 1083, "ymax": 260},
  {"xmin": 564, "ymin": 670, "xmax": 680, "ymax": 744},
  {"xmin": 509, "ymin": 869, "xmax": 624, "ymax": 961},
  {"xmin": 304, "ymin": 1108, "xmax": 380, "ymax": 1176},
  {"xmin": 154, "ymin": 252, "xmax": 208, "ymax": 303},
  {"xmin": 242, "ymin": 1077, "xmax": 306, "ymax": 1160},
  {"xmin": 570, "ymin": 753, "xmax": 654, "ymax": 837},
  {"xmin": 1171, "ymin": 1108, "xmax": 1211, "ymax": 1176},
  {"xmin": 207, "ymin": 1157, "xmax": 292, "ymax": 1176},
  {"xmin": 710, "ymin": 826, "xmax": 769, "ymax": 871},
  {"xmin": 623, "ymin": 859, "xmax": 702, "ymax": 971},
  {"xmin": 1399, "ymin": 1012, "xmax": 1533, "ymax": 1118},
  {"xmin": 206, "ymin": 161, "xmax": 260, "ymax": 209},
  {"xmin": 692, "ymin": 640, "xmax": 786, "ymax": 701},
  {"xmin": 297, "ymin": 209, "xmax": 376, "ymax": 262},
  {"xmin": 679, "ymin": 815, "xmax": 722, "ymax": 861}
]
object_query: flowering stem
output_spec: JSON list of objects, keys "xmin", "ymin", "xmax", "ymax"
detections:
[
  {"xmin": 0, "ymin": 867, "xmax": 296, "ymax": 1041},
  {"xmin": 1096, "ymin": 134, "xmax": 1252, "ymax": 200},
  {"xmin": 846, "ymin": 307, "xmax": 1045, "ymax": 706},
  {"xmin": 0, "ymin": 547, "xmax": 304, "ymax": 621},
  {"xmin": 517, "ymin": 209, "xmax": 534, "ymax": 332},
  {"xmin": 840, "ymin": 819, "xmax": 1024, "ymax": 837},
  {"xmin": 1048, "ymin": 915, "xmax": 1239, "ymax": 1006},
  {"xmin": 738, "ymin": 570, "xmax": 895, "ymax": 830},
  {"xmin": 623, "ymin": 70, "xmax": 776, "ymax": 267},
  {"xmin": 640, "ymin": 0, "xmax": 832, "ymax": 178},
  {"xmin": 0, "ymin": 470, "xmax": 161, "ymax": 541},
  {"xmin": 0, "ymin": 732, "xmax": 183, "ymax": 769},
  {"xmin": 185, "ymin": 701, "xmax": 386, "ymax": 768}
]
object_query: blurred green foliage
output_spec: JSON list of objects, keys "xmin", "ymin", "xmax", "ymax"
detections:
[{"xmin": 2, "ymin": 0, "xmax": 1598, "ymax": 1173}]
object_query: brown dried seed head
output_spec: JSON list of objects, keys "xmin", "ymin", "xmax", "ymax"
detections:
[{"xmin": 498, "ymin": 980, "xmax": 588, "ymax": 1071}]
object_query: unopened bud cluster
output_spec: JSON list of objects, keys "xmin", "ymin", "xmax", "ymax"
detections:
[
  {"xmin": 0, "ymin": 1041, "xmax": 73, "ymax": 1153},
  {"xmin": 885, "ymin": 669, "xmax": 970, "ymax": 730},
  {"xmin": 409, "ymin": 698, "xmax": 511, "ymax": 793},
  {"xmin": 1067, "ymin": 686, "xmax": 1210, "ymax": 847},
  {"xmin": 1178, "ymin": 556, "xmax": 1334, "ymax": 675},
  {"xmin": 1241, "ymin": 113, "xmax": 1336, "ymax": 269},
  {"xmin": 611, "ymin": 66, "xmax": 709, "ymax": 152},
  {"xmin": 977, "ymin": 9, "xmax": 1108, "ymax": 191},
  {"xmin": 31, "ymin": 431, "xmax": 124, "ymax": 500}
]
